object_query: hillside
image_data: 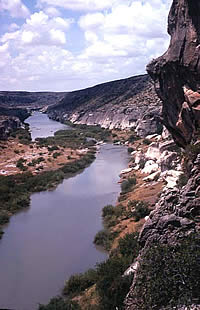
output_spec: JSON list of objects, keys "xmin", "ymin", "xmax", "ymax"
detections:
[
  {"xmin": 0, "ymin": 91, "xmax": 66, "ymax": 109},
  {"xmin": 47, "ymin": 74, "xmax": 162, "ymax": 136}
]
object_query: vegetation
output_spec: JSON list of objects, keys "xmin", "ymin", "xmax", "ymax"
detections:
[
  {"xmin": 128, "ymin": 134, "xmax": 140, "ymax": 143},
  {"xmin": 11, "ymin": 127, "xmax": 31, "ymax": 145},
  {"xmin": 127, "ymin": 200, "xmax": 150, "ymax": 222},
  {"xmin": 177, "ymin": 173, "xmax": 189, "ymax": 188},
  {"xmin": 0, "ymin": 151, "xmax": 95, "ymax": 230},
  {"xmin": 131, "ymin": 234, "xmax": 200, "ymax": 310},
  {"xmin": 143, "ymin": 138, "xmax": 151, "ymax": 145},
  {"xmin": 38, "ymin": 297, "xmax": 81, "ymax": 310},
  {"xmin": 59, "ymin": 232, "xmax": 140, "ymax": 310},
  {"xmin": 93, "ymin": 229, "xmax": 119, "ymax": 250},
  {"xmin": 127, "ymin": 147, "xmax": 134, "ymax": 153},
  {"xmin": 121, "ymin": 176, "xmax": 137, "ymax": 194},
  {"xmin": 63, "ymin": 269, "xmax": 98, "ymax": 296}
]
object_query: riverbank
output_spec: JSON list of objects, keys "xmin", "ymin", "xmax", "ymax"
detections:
[
  {"xmin": 39, "ymin": 128, "xmax": 183, "ymax": 310},
  {"xmin": 0, "ymin": 122, "xmax": 111, "ymax": 238}
]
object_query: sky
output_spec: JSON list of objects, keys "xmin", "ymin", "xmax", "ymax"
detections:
[{"xmin": 0, "ymin": 0, "xmax": 172, "ymax": 92}]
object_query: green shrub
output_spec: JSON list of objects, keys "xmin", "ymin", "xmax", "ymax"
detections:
[
  {"xmin": 127, "ymin": 147, "xmax": 134, "ymax": 153},
  {"xmin": 177, "ymin": 173, "xmax": 189, "ymax": 188},
  {"xmin": 63, "ymin": 269, "xmax": 98, "ymax": 296},
  {"xmin": 131, "ymin": 235, "xmax": 200, "ymax": 310},
  {"xmin": 128, "ymin": 134, "xmax": 139, "ymax": 143},
  {"xmin": 96, "ymin": 256, "xmax": 134, "ymax": 309},
  {"xmin": 102, "ymin": 205, "xmax": 115, "ymax": 217},
  {"xmin": 53, "ymin": 152, "xmax": 61, "ymax": 159},
  {"xmin": 38, "ymin": 297, "xmax": 80, "ymax": 310},
  {"xmin": 118, "ymin": 232, "xmax": 140, "ymax": 258},
  {"xmin": 129, "ymin": 200, "xmax": 150, "ymax": 221},
  {"xmin": 143, "ymin": 139, "xmax": 151, "ymax": 145},
  {"xmin": 0, "ymin": 211, "xmax": 9, "ymax": 225},
  {"xmin": 94, "ymin": 229, "xmax": 119, "ymax": 250},
  {"xmin": 121, "ymin": 177, "xmax": 136, "ymax": 193}
]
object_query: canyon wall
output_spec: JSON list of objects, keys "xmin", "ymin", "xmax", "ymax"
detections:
[
  {"xmin": 47, "ymin": 75, "xmax": 163, "ymax": 137},
  {"xmin": 126, "ymin": 0, "xmax": 200, "ymax": 309}
]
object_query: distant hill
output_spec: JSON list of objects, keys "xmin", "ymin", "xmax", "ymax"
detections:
[
  {"xmin": 47, "ymin": 74, "xmax": 162, "ymax": 136},
  {"xmin": 0, "ymin": 91, "xmax": 66, "ymax": 109}
]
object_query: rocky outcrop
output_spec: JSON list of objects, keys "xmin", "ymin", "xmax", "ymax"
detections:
[
  {"xmin": 147, "ymin": 0, "xmax": 200, "ymax": 148},
  {"xmin": 47, "ymin": 75, "xmax": 162, "ymax": 136},
  {"xmin": 125, "ymin": 1, "xmax": 200, "ymax": 309}
]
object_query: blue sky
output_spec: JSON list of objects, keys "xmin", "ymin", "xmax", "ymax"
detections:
[{"xmin": 0, "ymin": 0, "xmax": 172, "ymax": 91}]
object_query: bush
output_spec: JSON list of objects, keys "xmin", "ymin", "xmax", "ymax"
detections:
[
  {"xmin": 143, "ymin": 139, "xmax": 151, "ymax": 145},
  {"xmin": 94, "ymin": 229, "xmax": 119, "ymax": 250},
  {"xmin": 129, "ymin": 200, "xmax": 150, "ymax": 221},
  {"xmin": 118, "ymin": 232, "xmax": 140, "ymax": 258},
  {"xmin": 102, "ymin": 205, "xmax": 115, "ymax": 217},
  {"xmin": 96, "ymin": 256, "xmax": 134, "ymax": 309},
  {"xmin": 38, "ymin": 297, "xmax": 80, "ymax": 310},
  {"xmin": 131, "ymin": 235, "xmax": 200, "ymax": 310},
  {"xmin": 177, "ymin": 173, "xmax": 189, "ymax": 188},
  {"xmin": 0, "ymin": 211, "xmax": 9, "ymax": 225},
  {"xmin": 127, "ymin": 147, "xmax": 134, "ymax": 153},
  {"xmin": 128, "ymin": 134, "xmax": 139, "ymax": 143},
  {"xmin": 63, "ymin": 269, "xmax": 98, "ymax": 296},
  {"xmin": 121, "ymin": 177, "xmax": 136, "ymax": 193}
]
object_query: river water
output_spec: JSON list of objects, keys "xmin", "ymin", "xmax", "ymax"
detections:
[
  {"xmin": 26, "ymin": 111, "xmax": 70, "ymax": 140},
  {"xmin": 0, "ymin": 113, "xmax": 129, "ymax": 310}
]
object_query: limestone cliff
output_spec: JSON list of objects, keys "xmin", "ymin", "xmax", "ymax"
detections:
[
  {"xmin": 47, "ymin": 75, "xmax": 162, "ymax": 137},
  {"xmin": 147, "ymin": 0, "xmax": 200, "ymax": 147},
  {"xmin": 125, "ymin": 1, "xmax": 200, "ymax": 309}
]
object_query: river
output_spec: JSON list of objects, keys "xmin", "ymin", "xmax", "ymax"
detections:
[{"xmin": 0, "ymin": 113, "xmax": 129, "ymax": 310}]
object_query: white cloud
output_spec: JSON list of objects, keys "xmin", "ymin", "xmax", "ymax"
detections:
[
  {"xmin": 0, "ymin": 0, "xmax": 172, "ymax": 91},
  {"xmin": 79, "ymin": 0, "xmax": 171, "ymax": 64},
  {"xmin": 1, "ymin": 11, "xmax": 73, "ymax": 46},
  {"xmin": 37, "ymin": 0, "xmax": 123, "ymax": 12},
  {"xmin": 0, "ymin": 0, "xmax": 30, "ymax": 18},
  {"xmin": 44, "ymin": 7, "xmax": 61, "ymax": 17}
]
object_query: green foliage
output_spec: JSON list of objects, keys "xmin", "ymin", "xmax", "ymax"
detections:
[
  {"xmin": 177, "ymin": 173, "xmax": 189, "ymax": 188},
  {"xmin": 38, "ymin": 297, "xmax": 80, "ymax": 310},
  {"xmin": 52, "ymin": 152, "xmax": 61, "ymax": 159},
  {"xmin": 63, "ymin": 269, "xmax": 98, "ymax": 296},
  {"xmin": 128, "ymin": 134, "xmax": 139, "ymax": 143},
  {"xmin": 0, "ymin": 211, "xmax": 9, "ymax": 225},
  {"xmin": 102, "ymin": 204, "xmax": 115, "ymax": 217},
  {"xmin": 185, "ymin": 142, "xmax": 200, "ymax": 162},
  {"xmin": 93, "ymin": 229, "xmax": 119, "ymax": 250},
  {"xmin": 121, "ymin": 177, "xmax": 137, "ymax": 193},
  {"xmin": 0, "ymin": 152, "xmax": 95, "ymax": 233},
  {"xmin": 118, "ymin": 232, "xmax": 140, "ymax": 257},
  {"xmin": 47, "ymin": 145, "xmax": 59, "ymax": 152},
  {"xmin": 131, "ymin": 235, "xmax": 200, "ymax": 310},
  {"xmin": 143, "ymin": 138, "xmax": 151, "ymax": 145},
  {"xmin": 128, "ymin": 200, "xmax": 150, "ymax": 221},
  {"xmin": 16, "ymin": 158, "xmax": 27, "ymax": 171},
  {"xmin": 96, "ymin": 256, "xmax": 135, "ymax": 309},
  {"xmin": 127, "ymin": 147, "xmax": 134, "ymax": 153},
  {"xmin": 15, "ymin": 128, "xmax": 31, "ymax": 144}
]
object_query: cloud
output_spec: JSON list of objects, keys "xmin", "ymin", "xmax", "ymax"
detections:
[
  {"xmin": 1, "ymin": 11, "xmax": 73, "ymax": 46},
  {"xmin": 0, "ymin": 0, "xmax": 172, "ymax": 91},
  {"xmin": 79, "ymin": 0, "xmax": 171, "ymax": 63},
  {"xmin": 37, "ymin": 0, "xmax": 123, "ymax": 12},
  {"xmin": 0, "ymin": 0, "xmax": 30, "ymax": 18}
]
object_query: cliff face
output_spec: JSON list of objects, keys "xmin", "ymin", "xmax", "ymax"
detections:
[
  {"xmin": 147, "ymin": 0, "xmax": 200, "ymax": 147},
  {"xmin": 47, "ymin": 75, "xmax": 162, "ymax": 137},
  {"xmin": 126, "ymin": 1, "xmax": 200, "ymax": 309}
]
